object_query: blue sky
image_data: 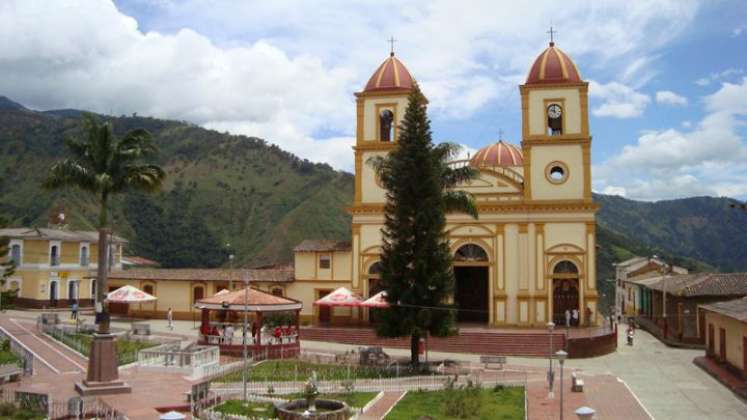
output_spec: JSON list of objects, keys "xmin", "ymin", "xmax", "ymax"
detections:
[{"xmin": 1, "ymin": 1, "xmax": 746, "ymax": 200}]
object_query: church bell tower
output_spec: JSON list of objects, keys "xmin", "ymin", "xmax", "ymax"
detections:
[
  {"xmin": 352, "ymin": 51, "xmax": 415, "ymax": 206},
  {"xmin": 520, "ymin": 39, "xmax": 592, "ymax": 204}
]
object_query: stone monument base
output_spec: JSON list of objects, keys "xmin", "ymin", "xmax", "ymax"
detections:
[{"xmin": 75, "ymin": 333, "xmax": 131, "ymax": 396}]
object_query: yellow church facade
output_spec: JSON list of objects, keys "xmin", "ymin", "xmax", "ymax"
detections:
[
  {"xmin": 93, "ymin": 42, "xmax": 599, "ymax": 328},
  {"xmin": 294, "ymin": 42, "xmax": 599, "ymax": 327}
]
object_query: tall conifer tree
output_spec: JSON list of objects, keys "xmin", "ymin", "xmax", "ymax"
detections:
[{"xmin": 370, "ymin": 84, "xmax": 477, "ymax": 366}]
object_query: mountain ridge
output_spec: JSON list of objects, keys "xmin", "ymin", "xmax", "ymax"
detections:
[{"xmin": 0, "ymin": 97, "xmax": 744, "ymax": 311}]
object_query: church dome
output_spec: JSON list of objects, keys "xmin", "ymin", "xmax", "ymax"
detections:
[
  {"xmin": 363, "ymin": 53, "xmax": 415, "ymax": 92},
  {"xmin": 469, "ymin": 140, "xmax": 523, "ymax": 167},
  {"xmin": 525, "ymin": 42, "xmax": 582, "ymax": 85}
]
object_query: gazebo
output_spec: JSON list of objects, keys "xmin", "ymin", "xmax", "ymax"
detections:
[{"xmin": 194, "ymin": 287, "xmax": 303, "ymax": 359}]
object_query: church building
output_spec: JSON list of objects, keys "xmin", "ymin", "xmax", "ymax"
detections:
[
  {"xmin": 292, "ymin": 40, "xmax": 600, "ymax": 327},
  {"xmin": 96, "ymin": 41, "xmax": 600, "ymax": 328}
]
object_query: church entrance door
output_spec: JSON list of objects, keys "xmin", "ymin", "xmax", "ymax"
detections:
[
  {"xmin": 553, "ymin": 279, "xmax": 579, "ymax": 326},
  {"xmin": 454, "ymin": 266, "xmax": 489, "ymax": 324}
]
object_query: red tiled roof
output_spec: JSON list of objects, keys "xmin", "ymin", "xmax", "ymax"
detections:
[
  {"xmin": 469, "ymin": 140, "xmax": 523, "ymax": 168},
  {"xmin": 293, "ymin": 240, "xmax": 351, "ymax": 252},
  {"xmin": 122, "ymin": 256, "xmax": 160, "ymax": 267},
  {"xmin": 106, "ymin": 268, "xmax": 294, "ymax": 283},
  {"xmin": 700, "ymin": 297, "xmax": 747, "ymax": 322},
  {"xmin": 363, "ymin": 53, "xmax": 414, "ymax": 92},
  {"xmin": 526, "ymin": 42, "xmax": 582, "ymax": 85},
  {"xmin": 198, "ymin": 287, "xmax": 298, "ymax": 307},
  {"xmin": 647, "ymin": 273, "xmax": 747, "ymax": 297}
]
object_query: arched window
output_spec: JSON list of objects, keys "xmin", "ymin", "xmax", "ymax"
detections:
[
  {"xmin": 80, "ymin": 246, "xmax": 89, "ymax": 266},
  {"xmin": 10, "ymin": 244, "xmax": 21, "ymax": 265},
  {"xmin": 368, "ymin": 262, "xmax": 383, "ymax": 276},
  {"xmin": 553, "ymin": 260, "xmax": 578, "ymax": 275},
  {"xmin": 143, "ymin": 284, "xmax": 154, "ymax": 296},
  {"xmin": 271, "ymin": 288, "xmax": 284, "ymax": 297},
  {"xmin": 379, "ymin": 109, "xmax": 394, "ymax": 142},
  {"xmin": 50, "ymin": 246, "xmax": 59, "ymax": 266},
  {"xmin": 454, "ymin": 244, "xmax": 488, "ymax": 262}
]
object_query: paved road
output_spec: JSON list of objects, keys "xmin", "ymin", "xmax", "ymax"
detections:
[{"xmin": 0, "ymin": 317, "xmax": 87, "ymax": 375}]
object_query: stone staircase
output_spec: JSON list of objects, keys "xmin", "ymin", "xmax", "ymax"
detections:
[{"xmin": 300, "ymin": 327, "xmax": 565, "ymax": 357}]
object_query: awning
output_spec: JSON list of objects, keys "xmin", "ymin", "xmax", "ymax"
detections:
[
  {"xmin": 314, "ymin": 287, "xmax": 363, "ymax": 307},
  {"xmin": 360, "ymin": 291, "xmax": 389, "ymax": 308}
]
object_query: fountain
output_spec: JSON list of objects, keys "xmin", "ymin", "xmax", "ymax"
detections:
[{"xmin": 276, "ymin": 372, "xmax": 349, "ymax": 420}]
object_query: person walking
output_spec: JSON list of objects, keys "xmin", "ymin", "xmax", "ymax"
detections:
[
  {"xmin": 167, "ymin": 307, "xmax": 174, "ymax": 330},
  {"xmin": 572, "ymin": 308, "xmax": 579, "ymax": 327},
  {"xmin": 564, "ymin": 309, "xmax": 571, "ymax": 328},
  {"xmin": 70, "ymin": 300, "xmax": 78, "ymax": 320}
]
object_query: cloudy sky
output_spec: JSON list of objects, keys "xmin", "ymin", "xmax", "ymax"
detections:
[{"xmin": 1, "ymin": 0, "xmax": 746, "ymax": 201}]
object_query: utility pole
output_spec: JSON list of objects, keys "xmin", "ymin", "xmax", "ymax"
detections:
[{"xmin": 242, "ymin": 271, "xmax": 249, "ymax": 404}]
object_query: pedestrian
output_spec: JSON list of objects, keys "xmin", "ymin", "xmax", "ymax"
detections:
[
  {"xmin": 71, "ymin": 300, "xmax": 78, "ymax": 320},
  {"xmin": 167, "ymin": 307, "xmax": 174, "ymax": 330},
  {"xmin": 224, "ymin": 324, "xmax": 234, "ymax": 345},
  {"xmin": 572, "ymin": 308, "xmax": 579, "ymax": 326},
  {"xmin": 585, "ymin": 306, "xmax": 592, "ymax": 327},
  {"xmin": 273, "ymin": 325, "xmax": 282, "ymax": 344},
  {"xmin": 564, "ymin": 309, "xmax": 571, "ymax": 328}
]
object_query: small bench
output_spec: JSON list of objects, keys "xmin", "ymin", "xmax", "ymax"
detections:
[
  {"xmin": 131, "ymin": 323, "xmax": 151, "ymax": 336},
  {"xmin": 480, "ymin": 355, "xmax": 507, "ymax": 370},
  {"xmin": 571, "ymin": 372, "xmax": 584, "ymax": 392}
]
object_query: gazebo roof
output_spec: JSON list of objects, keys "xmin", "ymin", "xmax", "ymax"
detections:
[{"xmin": 195, "ymin": 287, "xmax": 302, "ymax": 312}]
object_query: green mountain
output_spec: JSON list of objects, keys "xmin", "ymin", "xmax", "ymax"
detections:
[
  {"xmin": 0, "ymin": 98, "xmax": 353, "ymax": 268},
  {"xmin": 1, "ymin": 98, "xmax": 744, "ymax": 300}
]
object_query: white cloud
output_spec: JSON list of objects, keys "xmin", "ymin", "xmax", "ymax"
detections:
[
  {"xmin": 694, "ymin": 68, "xmax": 743, "ymax": 86},
  {"xmin": 589, "ymin": 81, "xmax": 651, "ymax": 118},
  {"xmin": 602, "ymin": 186, "xmax": 627, "ymax": 196},
  {"xmin": 655, "ymin": 90, "xmax": 688, "ymax": 106},
  {"xmin": 0, "ymin": 0, "xmax": 701, "ymax": 169},
  {"xmin": 733, "ymin": 25, "xmax": 745, "ymax": 37},
  {"xmin": 594, "ymin": 77, "xmax": 747, "ymax": 200},
  {"xmin": 681, "ymin": 120, "xmax": 692, "ymax": 128}
]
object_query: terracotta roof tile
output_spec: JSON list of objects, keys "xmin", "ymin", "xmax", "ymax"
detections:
[
  {"xmin": 106, "ymin": 267, "xmax": 294, "ymax": 283},
  {"xmin": 0, "ymin": 227, "xmax": 127, "ymax": 243},
  {"xmin": 293, "ymin": 240, "xmax": 351, "ymax": 252},
  {"xmin": 646, "ymin": 273, "xmax": 747, "ymax": 297},
  {"xmin": 700, "ymin": 297, "xmax": 747, "ymax": 322}
]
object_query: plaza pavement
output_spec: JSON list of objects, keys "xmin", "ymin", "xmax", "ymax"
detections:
[{"xmin": 3, "ymin": 310, "xmax": 746, "ymax": 419}]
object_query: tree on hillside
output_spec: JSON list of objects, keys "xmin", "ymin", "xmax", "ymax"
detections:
[
  {"xmin": 0, "ymin": 217, "xmax": 17, "ymax": 310},
  {"xmin": 44, "ymin": 114, "xmax": 165, "ymax": 334},
  {"xmin": 369, "ymin": 84, "xmax": 478, "ymax": 367}
]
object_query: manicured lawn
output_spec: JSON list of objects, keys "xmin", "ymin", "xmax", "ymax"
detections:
[
  {"xmin": 213, "ymin": 399, "xmax": 276, "ymax": 417},
  {"xmin": 217, "ymin": 359, "xmax": 410, "ymax": 382},
  {"xmin": 386, "ymin": 386, "xmax": 525, "ymax": 420},
  {"xmin": 0, "ymin": 402, "xmax": 45, "ymax": 420},
  {"xmin": 0, "ymin": 340, "xmax": 20, "ymax": 366}
]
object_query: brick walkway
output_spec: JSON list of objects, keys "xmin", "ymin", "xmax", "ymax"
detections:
[
  {"xmin": 359, "ymin": 391, "xmax": 405, "ymax": 420},
  {"xmin": 0, "ymin": 316, "xmax": 197, "ymax": 420}
]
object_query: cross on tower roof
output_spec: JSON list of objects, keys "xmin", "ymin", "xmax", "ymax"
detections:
[
  {"xmin": 388, "ymin": 36, "xmax": 397, "ymax": 56},
  {"xmin": 547, "ymin": 26, "xmax": 557, "ymax": 45},
  {"xmin": 498, "ymin": 129, "xmax": 504, "ymax": 140}
]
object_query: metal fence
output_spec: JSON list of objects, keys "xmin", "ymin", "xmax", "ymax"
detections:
[
  {"xmin": 0, "ymin": 327, "xmax": 33, "ymax": 376},
  {"xmin": 0, "ymin": 389, "xmax": 125, "ymax": 420},
  {"xmin": 211, "ymin": 369, "xmax": 528, "ymax": 397}
]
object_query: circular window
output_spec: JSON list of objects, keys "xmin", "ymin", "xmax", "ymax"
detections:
[{"xmin": 545, "ymin": 162, "xmax": 569, "ymax": 184}]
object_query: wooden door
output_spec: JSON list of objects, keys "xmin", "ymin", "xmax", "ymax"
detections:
[
  {"xmin": 719, "ymin": 328, "xmax": 726, "ymax": 362},
  {"xmin": 707, "ymin": 324, "xmax": 715, "ymax": 356},
  {"xmin": 318, "ymin": 290, "xmax": 331, "ymax": 323}
]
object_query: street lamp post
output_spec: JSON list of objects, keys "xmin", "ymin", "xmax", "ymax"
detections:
[
  {"xmin": 547, "ymin": 321, "xmax": 555, "ymax": 397},
  {"xmin": 556, "ymin": 350, "xmax": 568, "ymax": 420},
  {"xmin": 242, "ymin": 273, "xmax": 249, "ymax": 404}
]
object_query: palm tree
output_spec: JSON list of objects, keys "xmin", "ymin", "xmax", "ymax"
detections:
[{"xmin": 44, "ymin": 114, "xmax": 165, "ymax": 334}]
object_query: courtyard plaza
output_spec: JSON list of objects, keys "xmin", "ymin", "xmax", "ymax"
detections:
[{"xmin": 0, "ymin": 309, "xmax": 745, "ymax": 419}]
